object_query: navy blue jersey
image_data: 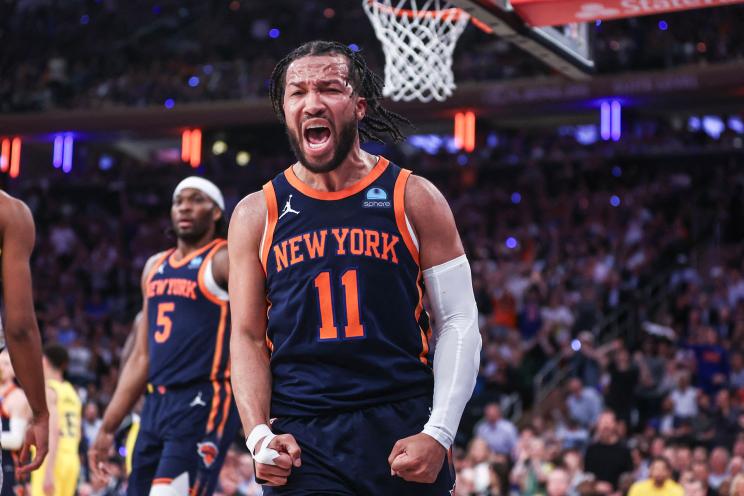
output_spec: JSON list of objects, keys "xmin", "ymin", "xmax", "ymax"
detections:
[
  {"xmin": 145, "ymin": 239, "xmax": 230, "ymax": 389},
  {"xmin": 261, "ymin": 157, "xmax": 433, "ymax": 416}
]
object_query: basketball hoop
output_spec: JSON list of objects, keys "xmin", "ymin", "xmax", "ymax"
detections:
[{"xmin": 363, "ymin": 0, "xmax": 470, "ymax": 103}]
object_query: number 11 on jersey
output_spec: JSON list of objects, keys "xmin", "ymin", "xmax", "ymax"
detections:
[{"xmin": 314, "ymin": 269, "xmax": 365, "ymax": 340}]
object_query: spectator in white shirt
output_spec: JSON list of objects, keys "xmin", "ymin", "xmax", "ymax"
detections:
[
  {"xmin": 669, "ymin": 373, "xmax": 698, "ymax": 419},
  {"xmin": 541, "ymin": 288, "xmax": 575, "ymax": 340},
  {"xmin": 82, "ymin": 401, "xmax": 102, "ymax": 448},
  {"xmin": 460, "ymin": 437, "xmax": 494, "ymax": 494}
]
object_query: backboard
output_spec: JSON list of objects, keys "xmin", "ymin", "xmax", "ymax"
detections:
[{"xmin": 450, "ymin": 0, "xmax": 595, "ymax": 79}]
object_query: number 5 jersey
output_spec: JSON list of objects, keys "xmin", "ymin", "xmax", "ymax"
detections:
[
  {"xmin": 261, "ymin": 157, "xmax": 434, "ymax": 417},
  {"xmin": 145, "ymin": 239, "xmax": 230, "ymax": 391}
]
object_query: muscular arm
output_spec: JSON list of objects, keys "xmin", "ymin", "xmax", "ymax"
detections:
[
  {"xmin": 99, "ymin": 257, "xmax": 156, "ymax": 434},
  {"xmin": 1, "ymin": 199, "xmax": 48, "ymax": 420},
  {"xmin": 90, "ymin": 271, "xmax": 152, "ymax": 478},
  {"xmin": 228, "ymin": 192, "xmax": 271, "ymax": 435},
  {"xmin": 120, "ymin": 311, "xmax": 143, "ymax": 366},
  {"xmin": 406, "ymin": 175, "xmax": 465, "ymax": 270},
  {"xmin": 211, "ymin": 245, "xmax": 229, "ymax": 289},
  {"xmin": 408, "ymin": 175, "xmax": 480, "ymax": 447},
  {"xmin": 389, "ymin": 174, "xmax": 481, "ymax": 482},
  {"xmin": 229, "ymin": 192, "xmax": 300, "ymax": 486},
  {"xmin": 0, "ymin": 196, "xmax": 48, "ymax": 472}
]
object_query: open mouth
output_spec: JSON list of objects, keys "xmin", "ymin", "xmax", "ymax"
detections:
[{"xmin": 303, "ymin": 123, "xmax": 332, "ymax": 151}]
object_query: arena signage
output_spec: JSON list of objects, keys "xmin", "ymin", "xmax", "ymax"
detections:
[{"xmin": 510, "ymin": 0, "xmax": 744, "ymax": 26}]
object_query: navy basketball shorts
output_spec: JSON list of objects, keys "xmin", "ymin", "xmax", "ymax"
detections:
[
  {"xmin": 263, "ymin": 395, "xmax": 455, "ymax": 496},
  {"xmin": 129, "ymin": 381, "xmax": 240, "ymax": 496}
]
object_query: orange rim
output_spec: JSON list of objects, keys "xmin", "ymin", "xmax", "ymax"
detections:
[
  {"xmin": 366, "ymin": 0, "xmax": 492, "ymax": 32},
  {"xmin": 367, "ymin": 0, "xmax": 466, "ymax": 20}
]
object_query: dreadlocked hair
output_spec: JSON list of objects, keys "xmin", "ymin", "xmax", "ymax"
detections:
[{"xmin": 269, "ymin": 40, "xmax": 411, "ymax": 144}]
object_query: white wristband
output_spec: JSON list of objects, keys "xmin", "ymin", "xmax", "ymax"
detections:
[
  {"xmin": 422, "ymin": 425, "xmax": 451, "ymax": 450},
  {"xmin": 246, "ymin": 423, "xmax": 275, "ymax": 456}
]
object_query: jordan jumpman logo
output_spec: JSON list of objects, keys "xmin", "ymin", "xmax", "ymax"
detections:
[{"xmin": 278, "ymin": 194, "xmax": 300, "ymax": 220}]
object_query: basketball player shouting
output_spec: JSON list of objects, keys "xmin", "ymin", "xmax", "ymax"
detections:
[
  {"xmin": 229, "ymin": 41, "xmax": 482, "ymax": 495},
  {"xmin": 89, "ymin": 178, "xmax": 239, "ymax": 496},
  {"xmin": 0, "ymin": 192, "xmax": 49, "ymax": 482}
]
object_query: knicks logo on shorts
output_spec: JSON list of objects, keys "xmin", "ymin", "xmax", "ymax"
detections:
[{"xmin": 197, "ymin": 442, "xmax": 219, "ymax": 468}]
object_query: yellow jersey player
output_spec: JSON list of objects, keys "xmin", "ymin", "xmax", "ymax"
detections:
[{"xmin": 30, "ymin": 345, "xmax": 81, "ymax": 496}]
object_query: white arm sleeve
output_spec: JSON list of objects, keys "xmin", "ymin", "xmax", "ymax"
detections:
[
  {"xmin": 421, "ymin": 254, "xmax": 482, "ymax": 449},
  {"xmin": 1, "ymin": 416, "xmax": 28, "ymax": 451}
]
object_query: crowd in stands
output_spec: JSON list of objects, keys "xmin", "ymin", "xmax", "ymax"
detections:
[
  {"xmin": 0, "ymin": 117, "xmax": 742, "ymax": 494},
  {"xmin": 455, "ymin": 242, "xmax": 744, "ymax": 496},
  {"xmin": 1, "ymin": 0, "xmax": 744, "ymax": 112}
]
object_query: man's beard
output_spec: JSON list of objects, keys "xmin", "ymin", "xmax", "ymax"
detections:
[
  {"xmin": 286, "ymin": 117, "xmax": 358, "ymax": 174},
  {"xmin": 174, "ymin": 223, "xmax": 210, "ymax": 243}
]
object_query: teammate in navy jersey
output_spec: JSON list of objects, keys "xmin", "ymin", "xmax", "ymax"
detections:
[
  {"xmin": 89, "ymin": 178, "xmax": 239, "ymax": 496},
  {"xmin": 0, "ymin": 192, "xmax": 49, "ymax": 486},
  {"xmin": 229, "ymin": 41, "xmax": 482, "ymax": 495}
]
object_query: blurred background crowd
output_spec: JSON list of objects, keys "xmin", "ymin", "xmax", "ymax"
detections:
[
  {"xmin": 2, "ymin": 0, "xmax": 744, "ymax": 112},
  {"xmin": 1, "ymin": 117, "xmax": 742, "ymax": 495}
]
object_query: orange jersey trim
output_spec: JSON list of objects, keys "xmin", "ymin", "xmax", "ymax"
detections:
[
  {"xmin": 393, "ymin": 169, "xmax": 428, "ymax": 364},
  {"xmin": 206, "ymin": 379, "xmax": 222, "ymax": 433},
  {"xmin": 415, "ymin": 270, "xmax": 430, "ymax": 365},
  {"xmin": 261, "ymin": 182, "xmax": 279, "ymax": 275},
  {"xmin": 152, "ymin": 478, "xmax": 173, "ymax": 485},
  {"xmin": 283, "ymin": 156, "xmax": 390, "ymax": 201},
  {"xmin": 145, "ymin": 250, "xmax": 174, "ymax": 286},
  {"xmin": 168, "ymin": 239, "xmax": 221, "ymax": 269},
  {"xmin": 218, "ymin": 379, "xmax": 233, "ymax": 437},
  {"xmin": 265, "ymin": 296, "xmax": 275, "ymax": 353},
  {"xmin": 393, "ymin": 168, "xmax": 420, "ymax": 265},
  {"xmin": 197, "ymin": 240, "xmax": 228, "ymax": 306},
  {"xmin": 418, "ymin": 331, "xmax": 430, "ymax": 364},
  {"xmin": 206, "ymin": 304, "xmax": 228, "ymax": 432}
]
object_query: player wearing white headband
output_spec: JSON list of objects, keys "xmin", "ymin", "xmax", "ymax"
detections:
[{"xmin": 90, "ymin": 177, "xmax": 239, "ymax": 496}]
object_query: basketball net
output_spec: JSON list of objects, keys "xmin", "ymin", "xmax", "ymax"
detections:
[{"xmin": 363, "ymin": 0, "xmax": 470, "ymax": 103}]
